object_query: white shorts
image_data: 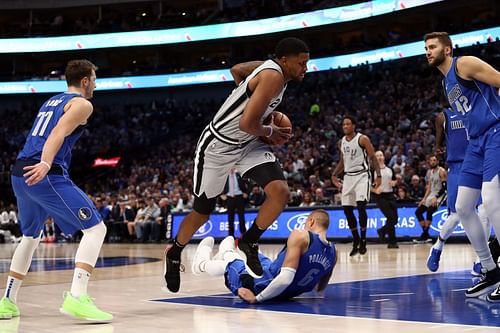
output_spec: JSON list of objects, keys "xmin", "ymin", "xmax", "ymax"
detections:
[
  {"xmin": 193, "ymin": 128, "xmax": 277, "ymax": 199},
  {"xmin": 341, "ymin": 172, "xmax": 370, "ymax": 206},
  {"xmin": 424, "ymin": 193, "xmax": 444, "ymax": 207}
]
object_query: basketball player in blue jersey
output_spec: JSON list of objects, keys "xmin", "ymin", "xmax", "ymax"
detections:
[
  {"xmin": 164, "ymin": 37, "xmax": 309, "ymax": 293},
  {"xmin": 426, "ymin": 108, "xmax": 492, "ymax": 273},
  {"xmin": 425, "ymin": 31, "xmax": 500, "ymax": 301},
  {"xmin": 0, "ymin": 60, "xmax": 112, "ymax": 321},
  {"xmin": 191, "ymin": 210, "xmax": 336, "ymax": 303}
]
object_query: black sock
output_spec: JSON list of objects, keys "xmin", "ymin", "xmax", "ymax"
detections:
[
  {"xmin": 360, "ymin": 229, "xmax": 366, "ymax": 240},
  {"xmin": 351, "ymin": 228, "xmax": 360, "ymax": 247},
  {"xmin": 167, "ymin": 238, "xmax": 185, "ymax": 260},
  {"xmin": 241, "ymin": 222, "xmax": 266, "ymax": 244}
]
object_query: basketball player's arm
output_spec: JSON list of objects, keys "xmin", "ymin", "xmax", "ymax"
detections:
[
  {"xmin": 420, "ymin": 177, "xmax": 431, "ymax": 206},
  {"xmin": 434, "ymin": 167, "xmax": 448, "ymax": 206},
  {"xmin": 230, "ymin": 61, "xmax": 265, "ymax": 85},
  {"xmin": 239, "ymin": 70, "xmax": 291, "ymax": 142},
  {"xmin": 456, "ymin": 56, "xmax": 500, "ymax": 87},
  {"xmin": 331, "ymin": 140, "xmax": 344, "ymax": 188},
  {"xmin": 23, "ymin": 98, "xmax": 93, "ymax": 186},
  {"xmin": 238, "ymin": 230, "xmax": 307, "ymax": 303},
  {"xmin": 360, "ymin": 135, "xmax": 381, "ymax": 187},
  {"xmin": 435, "ymin": 112, "xmax": 445, "ymax": 156}
]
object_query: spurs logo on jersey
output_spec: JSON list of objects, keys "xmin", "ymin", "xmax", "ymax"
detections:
[
  {"xmin": 208, "ymin": 60, "xmax": 287, "ymax": 146},
  {"xmin": 341, "ymin": 133, "xmax": 369, "ymax": 175}
]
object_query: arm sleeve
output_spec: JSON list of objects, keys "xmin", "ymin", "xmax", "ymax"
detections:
[{"xmin": 255, "ymin": 267, "xmax": 296, "ymax": 303}]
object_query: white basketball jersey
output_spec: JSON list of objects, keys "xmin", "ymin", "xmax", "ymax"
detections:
[
  {"xmin": 209, "ymin": 59, "xmax": 287, "ymax": 145},
  {"xmin": 427, "ymin": 167, "xmax": 443, "ymax": 197},
  {"xmin": 341, "ymin": 133, "xmax": 369, "ymax": 175}
]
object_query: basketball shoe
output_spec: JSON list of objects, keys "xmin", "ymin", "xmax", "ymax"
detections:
[
  {"xmin": 164, "ymin": 243, "xmax": 184, "ymax": 293},
  {"xmin": 60, "ymin": 292, "xmax": 112, "ymax": 321},
  {"xmin": 236, "ymin": 239, "xmax": 263, "ymax": 278},
  {"xmin": 213, "ymin": 236, "xmax": 236, "ymax": 261},
  {"xmin": 465, "ymin": 267, "xmax": 500, "ymax": 298},
  {"xmin": 426, "ymin": 248, "xmax": 442, "ymax": 272},
  {"xmin": 191, "ymin": 237, "xmax": 214, "ymax": 275},
  {"xmin": 0, "ymin": 297, "xmax": 19, "ymax": 319}
]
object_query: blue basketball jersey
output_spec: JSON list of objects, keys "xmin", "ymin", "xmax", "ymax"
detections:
[
  {"xmin": 443, "ymin": 57, "xmax": 500, "ymax": 138},
  {"xmin": 443, "ymin": 108, "xmax": 467, "ymax": 163},
  {"xmin": 17, "ymin": 92, "xmax": 85, "ymax": 170},
  {"xmin": 266, "ymin": 232, "xmax": 336, "ymax": 300}
]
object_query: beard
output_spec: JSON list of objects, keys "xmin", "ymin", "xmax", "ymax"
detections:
[{"xmin": 428, "ymin": 50, "xmax": 446, "ymax": 67}]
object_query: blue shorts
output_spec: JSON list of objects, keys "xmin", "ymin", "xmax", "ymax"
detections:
[
  {"xmin": 11, "ymin": 173, "xmax": 101, "ymax": 237},
  {"xmin": 447, "ymin": 162, "xmax": 462, "ymax": 213},
  {"xmin": 459, "ymin": 125, "xmax": 500, "ymax": 189},
  {"xmin": 224, "ymin": 253, "xmax": 275, "ymax": 295}
]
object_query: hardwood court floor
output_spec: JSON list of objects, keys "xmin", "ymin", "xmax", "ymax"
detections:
[{"xmin": 0, "ymin": 241, "xmax": 499, "ymax": 333}]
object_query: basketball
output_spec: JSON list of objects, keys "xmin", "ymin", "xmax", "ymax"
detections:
[{"xmin": 261, "ymin": 111, "xmax": 292, "ymax": 145}]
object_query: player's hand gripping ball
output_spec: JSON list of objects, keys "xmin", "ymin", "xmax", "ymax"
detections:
[{"xmin": 260, "ymin": 111, "xmax": 292, "ymax": 145}]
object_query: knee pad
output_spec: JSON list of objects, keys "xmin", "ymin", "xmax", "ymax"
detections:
[
  {"xmin": 10, "ymin": 236, "xmax": 41, "ymax": 275},
  {"xmin": 75, "ymin": 222, "xmax": 106, "ymax": 266}
]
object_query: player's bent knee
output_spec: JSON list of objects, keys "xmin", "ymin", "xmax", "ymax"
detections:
[
  {"xmin": 264, "ymin": 180, "xmax": 289, "ymax": 203},
  {"xmin": 82, "ymin": 222, "xmax": 107, "ymax": 240},
  {"xmin": 10, "ymin": 236, "xmax": 41, "ymax": 275},
  {"xmin": 483, "ymin": 177, "xmax": 500, "ymax": 214}
]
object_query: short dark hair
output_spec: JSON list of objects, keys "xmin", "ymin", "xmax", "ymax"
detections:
[
  {"xmin": 427, "ymin": 153, "xmax": 437, "ymax": 160},
  {"xmin": 65, "ymin": 59, "xmax": 97, "ymax": 87},
  {"xmin": 311, "ymin": 209, "xmax": 330, "ymax": 230},
  {"xmin": 424, "ymin": 32, "xmax": 453, "ymax": 54},
  {"xmin": 275, "ymin": 37, "xmax": 309, "ymax": 58},
  {"xmin": 343, "ymin": 114, "xmax": 357, "ymax": 125}
]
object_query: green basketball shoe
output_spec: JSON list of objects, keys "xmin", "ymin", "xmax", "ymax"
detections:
[
  {"xmin": 60, "ymin": 292, "xmax": 113, "ymax": 322},
  {"xmin": 0, "ymin": 297, "xmax": 20, "ymax": 320}
]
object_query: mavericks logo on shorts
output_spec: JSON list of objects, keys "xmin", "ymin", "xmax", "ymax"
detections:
[
  {"xmin": 287, "ymin": 213, "xmax": 309, "ymax": 231},
  {"xmin": 78, "ymin": 207, "xmax": 92, "ymax": 221},
  {"xmin": 430, "ymin": 208, "xmax": 465, "ymax": 235}
]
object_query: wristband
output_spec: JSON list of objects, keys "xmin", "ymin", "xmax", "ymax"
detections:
[
  {"xmin": 264, "ymin": 125, "xmax": 273, "ymax": 138},
  {"xmin": 40, "ymin": 160, "xmax": 51, "ymax": 170}
]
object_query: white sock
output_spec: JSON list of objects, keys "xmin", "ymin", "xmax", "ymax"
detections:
[
  {"xmin": 70, "ymin": 267, "xmax": 91, "ymax": 298},
  {"xmin": 204, "ymin": 260, "xmax": 228, "ymax": 276},
  {"xmin": 204, "ymin": 251, "xmax": 241, "ymax": 276},
  {"xmin": 4, "ymin": 276, "xmax": 22, "ymax": 303},
  {"xmin": 433, "ymin": 238, "xmax": 445, "ymax": 251}
]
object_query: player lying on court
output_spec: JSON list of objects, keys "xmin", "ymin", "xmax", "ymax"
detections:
[{"xmin": 191, "ymin": 210, "xmax": 336, "ymax": 303}]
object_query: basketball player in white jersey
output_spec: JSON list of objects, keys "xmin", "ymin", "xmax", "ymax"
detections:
[
  {"xmin": 414, "ymin": 154, "xmax": 447, "ymax": 242},
  {"xmin": 164, "ymin": 37, "xmax": 310, "ymax": 293},
  {"xmin": 332, "ymin": 115, "xmax": 380, "ymax": 256}
]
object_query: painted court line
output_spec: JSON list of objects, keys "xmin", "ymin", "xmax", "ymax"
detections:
[{"xmin": 369, "ymin": 292, "xmax": 414, "ymax": 297}]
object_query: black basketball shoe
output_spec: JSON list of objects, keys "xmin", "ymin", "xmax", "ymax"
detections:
[
  {"xmin": 466, "ymin": 267, "xmax": 500, "ymax": 298},
  {"xmin": 163, "ymin": 245, "xmax": 184, "ymax": 293},
  {"xmin": 236, "ymin": 239, "xmax": 263, "ymax": 278}
]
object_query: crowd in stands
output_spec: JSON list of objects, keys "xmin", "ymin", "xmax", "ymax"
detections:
[
  {"xmin": 0, "ymin": 40, "xmax": 499, "ymax": 243},
  {"xmin": 1, "ymin": 1, "xmax": 361, "ymax": 37},
  {"xmin": 2, "ymin": 1, "xmax": 497, "ymax": 81}
]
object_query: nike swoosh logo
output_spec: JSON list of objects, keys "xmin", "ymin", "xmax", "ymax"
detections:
[{"xmin": 450, "ymin": 115, "xmax": 458, "ymax": 118}]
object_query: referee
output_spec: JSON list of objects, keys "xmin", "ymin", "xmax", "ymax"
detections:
[{"xmin": 372, "ymin": 151, "xmax": 399, "ymax": 248}]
